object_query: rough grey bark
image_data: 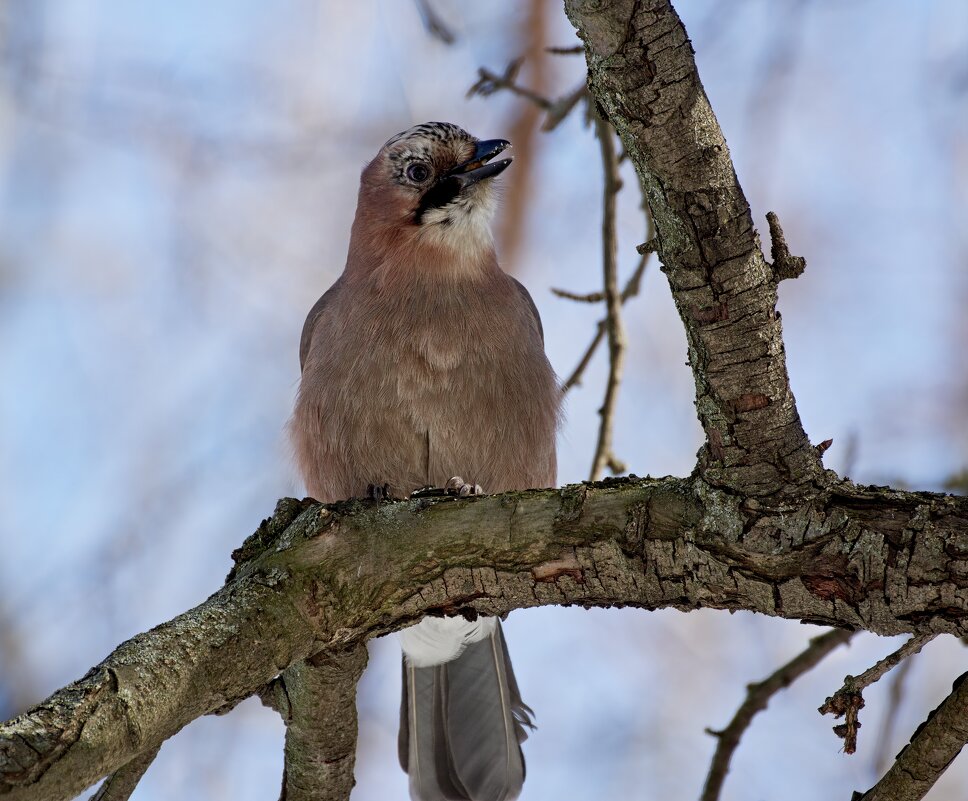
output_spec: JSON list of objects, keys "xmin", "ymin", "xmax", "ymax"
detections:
[
  {"xmin": 858, "ymin": 671, "xmax": 968, "ymax": 801},
  {"xmin": 565, "ymin": 0, "xmax": 823, "ymax": 498},
  {"xmin": 0, "ymin": 2, "xmax": 965, "ymax": 801},
  {"xmin": 277, "ymin": 645, "xmax": 368, "ymax": 801},
  {"xmin": 2, "ymin": 480, "xmax": 967, "ymax": 801}
]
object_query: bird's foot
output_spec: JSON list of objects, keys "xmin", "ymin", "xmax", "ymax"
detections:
[
  {"xmin": 445, "ymin": 476, "xmax": 484, "ymax": 497},
  {"xmin": 366, "ymin": 483, "xmax": 400, "ymax": 503},
  {"xmin": 409, "ymin": 477, "xmax": 484, "ymax": 499}
]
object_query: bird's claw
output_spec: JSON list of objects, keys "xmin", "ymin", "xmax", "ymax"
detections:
[
  {"xmin": 366, "ymin": 483, "xmax": 397, "ymax": 503},
  {"xmin": 445, "ymin": 476, "xmax": 484, "ymax": 497}
]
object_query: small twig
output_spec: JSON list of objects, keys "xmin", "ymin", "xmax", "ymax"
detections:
[
  {"xmin": 561, "ymin": 231, "xmax": 653, "ymax": 393},
  {"xmin": 766, "ymin": 210, "xmax": 806, "ymax": 280},
  {"xmin": 541, "ymin": 84, "xmax": 587, "ymax": 132},
  {"xmin": 620, "ymin": 247, "xmax": 651, "ymax": 302},
  {"xmin": 841, "ymin": 429, "xmax": 860, "ymax": 477},
  {"xmin": 819, "ymin": 634, "xmax": 936, "ymax": 754},
  {"xmin": 89, "ymin": 746, "xmax": 161, "ymax": 801},
  {"xmin": 855, "ymin": 670, "xmax": 968, "ymax": 801},
  {"xmin": 562, "ymin": 321, "xmax": 607, "ymax": 393},
  {"xmin": 468, "ymin": 62, "xmax": 586, "ymax": 133},
  {"xmin": 546, "ymin": 44, "xmax": 584, "ymax": 55},
  {"xmin": 872, "ymin": 652, "xmax": 917, "ymax": 775},
  {"xmin": 554, "ymin": 240, "xmax": 654, "ymax": 306},
  {"xmin": 413, "ymin": 0, "xmax": 456, "ymax": 44},
  {"xmin": 468, "ymin": 60, "xmax": 550, "ymax": 108},
  {"xmin": 589, "ymin": 116, "xmax": 626, "ymax": 481},
  {"xmin": 700, "ymin": 628, "xmax": 854, "ymax": 801},
  {"xmin": 551, "ymin": 287, "xmax": 606, "ymax": 303}
]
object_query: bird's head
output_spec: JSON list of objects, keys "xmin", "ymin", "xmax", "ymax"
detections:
[{"xmin": 351, "ymin": 122, "xmax": 512, "ymax": 275}]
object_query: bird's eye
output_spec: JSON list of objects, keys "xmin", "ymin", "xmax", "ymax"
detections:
[{"xmin": 406, "ymin": 163, "xmax": 431, "ymax": 183}]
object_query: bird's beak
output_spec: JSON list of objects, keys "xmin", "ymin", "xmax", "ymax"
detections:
[{"xmin": 448, "ymin": 139, "xmax": 512, "ymax": 188}]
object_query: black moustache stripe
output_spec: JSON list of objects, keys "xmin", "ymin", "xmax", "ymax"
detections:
[{"xmin": 414, "ymin": 176, "xmax": 461, "ymax": 225}]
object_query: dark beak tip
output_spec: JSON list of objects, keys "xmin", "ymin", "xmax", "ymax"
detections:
[{"xmin": 474, "ymin": 138, "xmax": 511, "ymax": 161}]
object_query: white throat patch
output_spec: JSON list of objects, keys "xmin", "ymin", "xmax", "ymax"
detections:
[{"xmin": 417, "ymin": 185, "xmax": 497, "ymax": 267}]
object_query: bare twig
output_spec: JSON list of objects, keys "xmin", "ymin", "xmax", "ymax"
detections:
[
  {"xmin": 856, "ymin": 670, "xmax": 968, "ymax": 801},
  {"xmin": 469, "ymin": 60, "xmax": 548, "ymax": 107},
  {"xmin": 540, "ymin": 84, "xmax": 587, "ymax": 132},
  {"xmin": 562, "ymin": 321, "xmax": 607, "ymax": 393},
  {"xmin": 589, "ymin": 116, "xmax": 626, "ymax": 481},
  {"xmin": 413, "ymin": 0, "xmax": 456, "ymax": 44},
  {"xmin": 819, "ymin": 634, "xmax": 936, "ymax": 754},
  {"xmin": 872, "ymin": 652, "xmax": 917, "ymax": 775},
  {"xmin": 546, "ymin": 44, "xmax": 584, "ymax": 55},
  {"xmin": 700, "ymin": 628, "xmax": 855, "ymax": 801},
  {"xmin": 494, "ymin": 0, "xmax": 550, "ymax": 275},
  {"xmin": 88, "ymin": 747, "xmax": 160, "ymax": 801},
  {"xmin": 841, "ymin": 429, "xmax": 860, "ymax": 478},
  {"xmin": 551, "ymin": 287, "xmax": 606, "ymax": 303},
  {"xmin": 468, "ymin": 62, "xmax": 586, "ymax": 132},
  {"xmin": 561, "ymin": 219, "xmax": 653, "ymax": 393}
]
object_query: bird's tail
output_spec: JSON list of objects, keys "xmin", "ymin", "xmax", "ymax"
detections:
[{"xmin": 398, "ymin": 620, "xmax": 533, "ymax": 801}]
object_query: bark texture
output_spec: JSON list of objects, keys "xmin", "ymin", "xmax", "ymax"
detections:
[
  {"xmin": 565, "ymin": 0, "xmax": 822, "ymax": 498},
  {"xmin": 2, "ymin": 480, "xmax": 967, "ymax": 800},
  {"xmin": 278, "ymin": 645, "xmax": 369, "ymax": 801}
]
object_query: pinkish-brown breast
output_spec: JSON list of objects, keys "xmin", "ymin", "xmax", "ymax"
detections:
[{"xmin": 291, "ymin": 266, "xmax": 559, "ymax": 503}]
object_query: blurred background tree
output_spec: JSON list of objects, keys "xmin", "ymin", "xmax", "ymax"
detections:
[{"xmin": 0, "ymin": 1, "xmax": 966, "ymax": 799}]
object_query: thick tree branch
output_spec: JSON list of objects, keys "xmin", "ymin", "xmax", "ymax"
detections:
[
  {"xmin": 856, "ymin": 671, "xmax": 968, "ymax": 801},
  {"xmin": 566, "ymin": 0, "xmax": 823, "ymax": 497},
  {"xmin": 3, "ymin": 479, "xmax": 968, "ymax": 800},
  {"xmin": 278, "ymin": 645, "xmax": 368, "ymax": 801}
]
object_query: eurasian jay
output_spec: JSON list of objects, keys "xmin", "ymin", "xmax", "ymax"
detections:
[{"xmin": 291, "ymin": 121, "xmax": 560, "ymax": 801}]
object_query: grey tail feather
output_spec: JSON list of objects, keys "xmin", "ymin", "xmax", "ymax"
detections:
[{"xmin": 399, "ymin": 619, "xmax": 533, "ymax": 801}]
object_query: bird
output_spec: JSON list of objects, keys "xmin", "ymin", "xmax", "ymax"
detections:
[{"xmin": 290, "ymin": 121, "xmax": 560, "ymax": 801}]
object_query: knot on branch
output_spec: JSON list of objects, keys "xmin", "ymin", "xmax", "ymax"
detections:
[
  {"xmin": 766, "ymin": 211, "xmax": 806, "ymax": 281},
  {"xmin": 819, "ymin": 685, "xmax": 866, "ymax": 754},
  {"xmin": 228, "ymin": 497, "xmax": 317, "ymax": 581}
]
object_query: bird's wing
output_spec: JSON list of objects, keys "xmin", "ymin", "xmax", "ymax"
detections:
[
  {"xmin": 512, "ymin": 277, "xmax": 544, "ymax": 344},
  {"xmin": 299, "ymin": 282, "xmax": 340, "ymax": 372}
]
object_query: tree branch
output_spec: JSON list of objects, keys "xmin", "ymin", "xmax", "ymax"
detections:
[
  {"xmin": 566, "ymin": 0, "xmax": 823, "ymax": 497},
  {"xmin": 701, "ymin": 628, "xmax": 855, "ymax": 801},
  {"xmin": 277, "ymin": 645, "xmax": 368, "ymax": 801},
  {"xmin": 872, "ymin": 651, "xmax": 918, "ymax": 774},
  {"xmin": 589, "ymin": 115, "xmax": 627, "ymax": 480},
  {"xmin": 560, "ymin": 230, "xmax": 654, "ymax": 393},
  {"xmin": 2, "ymin": 4, "xmax": 964, "ymax": 801},
  {"xmin": 819, "ymin": 634, "xmax": 936, "ymax": 754},
  {"xmin": 2, "ymin": 479, "xmax": 967, "ymax": 801},
  {"xmin": 855, "ymin": 671, "xmax": 968, "ymax": 801}
]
